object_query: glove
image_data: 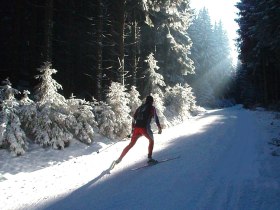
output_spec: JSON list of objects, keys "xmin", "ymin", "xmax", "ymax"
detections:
[{"xmin": 158, "ymin": 127, "xmax": 162, "ymax": 134}]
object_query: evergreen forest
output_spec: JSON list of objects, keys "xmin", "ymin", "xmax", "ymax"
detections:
[
  {"xmin": 1, "ymin": 0, "xmax": 236, "ymax": 106},
  {"xmin": 235, "ymin": 0, "xmax": 280, "ymax": 108}
]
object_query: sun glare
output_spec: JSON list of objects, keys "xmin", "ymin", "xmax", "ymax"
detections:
[{"xmin": 191, "ymin": 0, "xmax": 239, "ymax": 65}]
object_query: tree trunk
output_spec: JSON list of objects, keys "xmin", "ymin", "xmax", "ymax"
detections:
[
  {"xmin": 262, "ymin": 57, "xmax": 268, "ymax": 106},
  {"xmin": 96, "ymin": 0, "xmax": 103, "ymax": 101},
  {"xmin": 43, "ymin": 0, "xmax": 53, "ymax": 62},
  {"xmin": 11, "ymin": 1, "xmax": 23, "ymax": 83},
  {"xmin": 115, "ymin": 0, "xmax": 125, "ymax": 85},
  {"xmin": 131, "ymin": 14, "xmax": 138, "ymax": 87}
]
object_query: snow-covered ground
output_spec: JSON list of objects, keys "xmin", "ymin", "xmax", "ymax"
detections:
[{"xmin": 1, "ymin": 105, "xmax": 280, "ymax": 210}]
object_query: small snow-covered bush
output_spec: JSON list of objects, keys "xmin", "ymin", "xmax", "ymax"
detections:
[{"xmin": 164, "ymin": 83, "xmax": 198, "ymax": 124}]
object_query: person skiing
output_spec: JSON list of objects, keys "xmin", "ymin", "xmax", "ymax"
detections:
[{"xmin": 115, "ymin": 95, "xmax": 162, "ymax": 165}]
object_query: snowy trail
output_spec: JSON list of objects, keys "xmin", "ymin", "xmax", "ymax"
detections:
[{"xmin": 1, "ymin": 107, "xmax": 280, "ymax": 210}]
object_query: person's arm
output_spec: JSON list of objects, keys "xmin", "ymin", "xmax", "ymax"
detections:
[
  {"xmin": 152, "ymin": 107, "xmax": 162, "ymax": 134},
  {"xmin": 132, "ymin": 107, "xmax": 139, "ymax": 130}
]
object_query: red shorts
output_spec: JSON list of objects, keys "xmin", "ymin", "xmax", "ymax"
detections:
[{"xmin": 131, "ymin": 127, "xmax": 154, "ymax": 142}]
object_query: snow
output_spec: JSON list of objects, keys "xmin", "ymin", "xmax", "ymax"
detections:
[{"xmin": 1, "ymin": 105, "xmax": 280, "ymax": 210}]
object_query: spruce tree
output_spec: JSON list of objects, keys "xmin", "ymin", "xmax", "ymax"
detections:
[
  {"xmin": 33, "ymin": 62, "xmax": 72, "ymax": 149},
  {"xmin": 128, "ymin": 86, "xmax": 142, "ymax": 116},
  {"xmin": 188, "ymin": 7, "xmax": 215, "ymax": 106},
  {"xmin": 0, "ymin": 79, "xmax": 27, "ymax": 156},
  {"xmin": 33, "ymin": 62, "xmax": 98, "ymax": 147},
  {"xmin": 94, "ymin": 101, "xmax": 117, "ymax": 139},
  {"xmin": 106, "ymin": 82, "xmax": 131, "ymax": 139},
  {"xmin": 144, "ymin": 0, "xmax": 194, "ymax": 85}
]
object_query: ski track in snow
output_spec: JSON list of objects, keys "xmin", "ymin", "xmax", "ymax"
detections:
[{"xmin": 1, "ymin": 106, "xmax": 280, "ymax": 210}]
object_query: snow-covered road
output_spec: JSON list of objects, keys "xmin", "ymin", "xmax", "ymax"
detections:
[{"xmin": 1, "ymin": 106, "xmax": 280, "ymax": 210}]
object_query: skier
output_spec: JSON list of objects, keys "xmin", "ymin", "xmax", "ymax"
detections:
[{"xmin": 115, "ymin": 95, "xmax": 162, "ymax": 165}]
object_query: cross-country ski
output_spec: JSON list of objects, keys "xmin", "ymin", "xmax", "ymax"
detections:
[{"xmin": 131, "ymin": 155, "xmax": 181, "ymax": 171}]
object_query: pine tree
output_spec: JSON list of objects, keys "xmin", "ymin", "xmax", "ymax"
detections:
[
  {"xmin": 143, "ymin": 52, "xmax": 166, "ymax": 97},
  {"xmin": 125, "ymin": 0, "xmax": 144, "ymax": 88},
  {"xmin": 128, "ymin": 86, "xmax": 142, "ymax": 116},
  {"xmin": 94, "ymin": 101, "xmax": 117, "ymax": 139},
  {"xmin": 33, "ymin": 62, "xmax": 72, "ymax": 149},
  {"xmin": 33, "ymin": 62, "xmax": 99, "ymax": 147},
  {"xmin": 143, "ymin": 53, "xmax": 168, "ymax": 128},
  {"xmin": 164, "ymin": 83, "xmax": 197, "ymax": 123},
  {"xmin": 0, "ymin": 79, "xmax": 27, "ymax": 156},
  {"xmin": 144, "ymin": 0, "xmax": 194, "ymax": 85},
  {"xmin": 43, "ymin": 0, "xmax": 53, "ymax": 63},
  {"xmin": 188, "ymin": 7, "xmax": 234, "ymax": 107},
  {"xmin": 211, "ymin": 21, "xmax": 234, "ymax": 101},
  {"xmin": 66, "ymin": 95, "xmax": 98, "ymax": 144},
  {"xmin": 235, "ymin": 0, "xmax": 280, "ymax": 106},
  {"xmin": 106, "ymin": 82, "xmax": 131, "ymax": 139},
  {"xmin": 19, "ymin": 90, "xmax": 37, "ymax": 138},
  {"xmin": 152, "ymin": 92, "xmax": 168, "ymax": 129},
  {"xmin": 34, "ymin": 62, "xmax": 66, "ymax": 105}
]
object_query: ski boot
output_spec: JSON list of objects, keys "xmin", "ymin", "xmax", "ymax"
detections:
[{"xmin": 147, "ymin": 158, "xmax": 158, "ymax": 165}]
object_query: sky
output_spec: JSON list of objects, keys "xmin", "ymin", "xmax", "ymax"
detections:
[
  {"xmin": 190, "ymin": 0, "xmax": 240, "ymax": 64},
  {"xmin": 1, "ymin": 106, "xmax": 280, "ymax": 209}
]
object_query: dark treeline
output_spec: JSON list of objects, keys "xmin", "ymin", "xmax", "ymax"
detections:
[
  {"xmin": 0, "ymin": 0, "xmax": 196, "ymax": 101},
  {"xmin": 1, "ymin": 0, "xmax": 131, "ymax": 100},
  {"xmin": 1, "ymin": 0, "xmax": 240, "ymax": 108},
  {"xmin": 235, "ymin": 0, "xmax": 280, "ymax": 108}
]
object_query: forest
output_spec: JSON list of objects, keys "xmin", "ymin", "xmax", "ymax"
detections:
[
  {"xmin": 0, "ymin": 0, "xmax": 279, "ymax": 155},
  {"xmin": 1, "ymin": 0, "xmax": 234, "ymax": 106},
  {"xmin": 235, "ymin": 0, "xmax": 280, "ymax": 108}
]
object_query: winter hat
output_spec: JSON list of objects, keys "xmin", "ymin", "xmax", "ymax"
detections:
[{"xmin": 145, "ymin": 95, "xmax": 154, "ymax": 104}]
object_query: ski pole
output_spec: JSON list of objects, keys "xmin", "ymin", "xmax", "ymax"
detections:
[
  {"xmin": 97, "ymin": 131, "xmax": 133, "ymax": 154},
  {"xmin": 96, "ymin": 141, "xmax": 118, "ymax": 154}
]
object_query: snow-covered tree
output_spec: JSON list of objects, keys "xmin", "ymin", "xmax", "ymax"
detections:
[
  {"xmin": 94, "ymin": 101, "xmax": 117, "ymax": 139},
  {"xmin": 188, "ymin": 7, "xmax": 234, "ymax": 107},
  {"xmin": 144, "ymin": 53, "xmax": 166, "ymax": 97},
  {"xmin": 34, "ymin": 62, "xmax": 66, "ymax": 106},
  {"xmin": 32, "ymin": 62, "xmax": 99, "ymax": 148},
  {"xmin": 188, "ymin": 8, "xmax": 216, "ymax": 106},
  {"xmin": 128, "ymin": 86, "xmax": 142, "ymax": 116},
  {"xmin": 66, "ymin": 95, "xmax": 98, "ymax": 144},
  {"xmin": 143, "ymin": 53, "xmax": 168, "ymax": 128},
  {"xmin": 144, "ymin": 0, "xmax": 194, "ymax": 85},
  {"xmin": 164, "ymin": 83, "xmax": 198, "ymax": 124},
  {"xmin": 151, "ymin": 93, "xmax": 168, "ymax": 129},
  {"xmin": 107, "ymin": 82, "xmax": 131, "ymax": 139},
  {"xmin": 0, "ymin": 79, "xmax": 27, "ymax": 156},
  {"xmin": 33, "ymin": 62, "xmax": 72, "ymax": 149},
  {"xmin": 19, "ymin": 90, "xmax": 37, "ymax": 137}
]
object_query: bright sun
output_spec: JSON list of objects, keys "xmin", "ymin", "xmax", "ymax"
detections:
[{"xmin": 190, "ymin": 0, "xmax": 239, "ymax": 65}]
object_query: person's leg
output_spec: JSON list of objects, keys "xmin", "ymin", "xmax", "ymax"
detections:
[
  {"xmin": 142, "ymin": 128, "xmax": 154, "ymax": 159},
  {"xmin": 117, "ymin": 129, "xmax": 141, "ymax": 162}
]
